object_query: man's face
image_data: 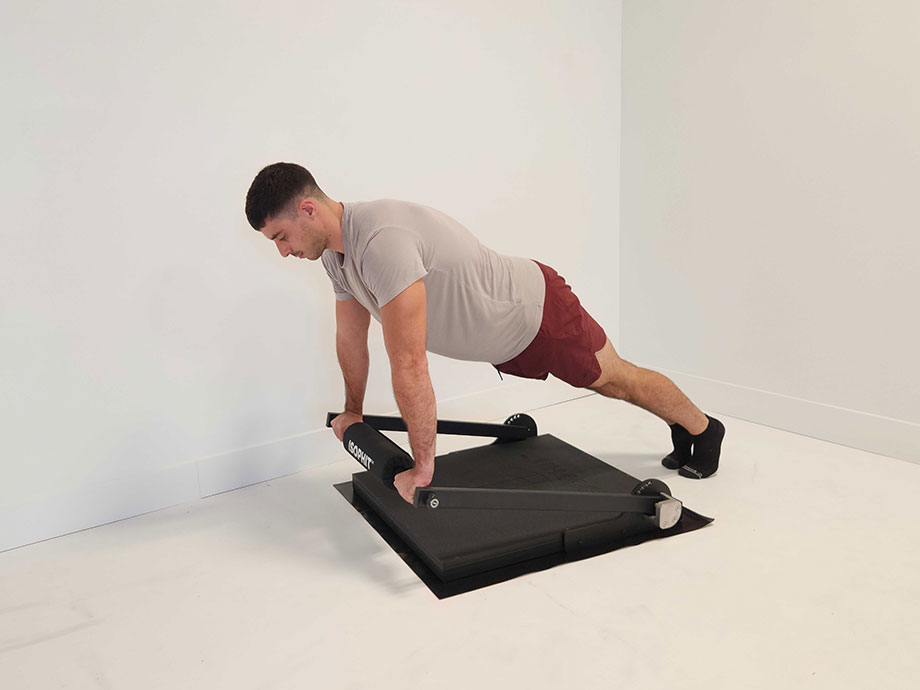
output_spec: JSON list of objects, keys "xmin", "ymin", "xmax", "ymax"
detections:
[{"xmin": 260, "ymin": 206, "xmax": 326, "ymax": 260}]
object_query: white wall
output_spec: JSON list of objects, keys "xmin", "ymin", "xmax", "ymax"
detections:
[
  {"xmin": 0, "ymin": 1, "xmax": 621, "ymax": 550},
  {"xmin": 621, "ymin": 1, "xmax": 919, "ymax": 461}
]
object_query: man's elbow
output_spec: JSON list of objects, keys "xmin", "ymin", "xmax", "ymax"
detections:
[{"xmin": 390, "ymin": 353, "xmax": 429, "ymax": 378}]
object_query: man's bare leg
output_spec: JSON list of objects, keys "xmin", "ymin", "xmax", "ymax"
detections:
[
  {"xmin": 587, "ymin": 340, "xmax": 708, "ymax": 434},
  {"xmin": 586, "ymin": 339, "xmax": 725, "ymax": 479}
]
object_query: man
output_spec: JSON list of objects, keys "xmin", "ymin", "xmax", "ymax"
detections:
[{"xmin": 245, "ymin": 162, "xmax": 725, "ymax": 503}]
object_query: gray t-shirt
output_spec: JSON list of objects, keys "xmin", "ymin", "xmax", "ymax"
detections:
[{"xmin": 321, "ymin": 199, "xmax": 545, "ymax": 365}]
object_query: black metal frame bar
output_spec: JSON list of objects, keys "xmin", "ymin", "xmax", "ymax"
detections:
[
  {"xmin": 414, "ymin": 487, "xmax": 683, "ymax": 529},
  {"xmin": 325, "ymin": 412, "xmax": 534, "ymax": 441},
  {"xmin": 414, "ymin": 487, "xmax": 661, "ymax": 513}
]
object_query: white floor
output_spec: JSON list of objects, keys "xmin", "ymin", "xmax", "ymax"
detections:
[{"xmin": 2, "ymin": 392, "xmax": 919, "ymax": 690}]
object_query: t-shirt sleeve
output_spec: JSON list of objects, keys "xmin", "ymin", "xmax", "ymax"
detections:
[
  {"xmin": 360, "ymin": 228, "xmax": 429, "ymax": 307},
  {"xmin": 320, "ymin": 251, "xmax": 353, "ymax": 301}
]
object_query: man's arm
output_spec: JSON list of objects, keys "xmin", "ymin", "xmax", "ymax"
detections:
[
  {"xmin": 380, "ymin": 279, "xmax": 436, "ymax": 499},
  {"xmin": 333, "ymin": 298, "xmax": 371, "ymax": 436}
]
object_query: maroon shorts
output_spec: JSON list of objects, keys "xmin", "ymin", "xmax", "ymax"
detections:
[{"xmin": 494, "ymin": 261, "xmax": 608, "ymax": 388}]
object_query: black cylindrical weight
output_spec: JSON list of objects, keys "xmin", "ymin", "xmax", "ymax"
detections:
[
  {"xmin": 342, "ymin": 422, "xmax": 414, "ymax": 487},
  {"xmin": 632, "ymin": 478, "xmax": 672, "ymax": 497},
  {"xmin": 492, "ymin": 412, "xmax": 538, "ymax": 444},
  {"xmin": 504, "ymin": 413, "xmax": 537, "ymax": 434}
]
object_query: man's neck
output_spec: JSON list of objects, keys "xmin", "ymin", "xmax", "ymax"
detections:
[{"xmin": 327, "ymin": 200, "xmax": 346, "ymax": 254}]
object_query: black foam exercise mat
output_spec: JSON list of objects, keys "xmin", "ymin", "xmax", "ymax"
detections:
[{"xmin": 335, "ymin": 434, "xmax": 714, "ymax": 598}]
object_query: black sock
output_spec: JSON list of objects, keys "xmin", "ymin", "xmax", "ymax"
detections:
[
  {"xmin": 679, "ymin": 415, "xmax": 725, "ymax": 479},
  {"xmin": 661, "ymin": 423, "xmax": 692, "ymax": 470}
]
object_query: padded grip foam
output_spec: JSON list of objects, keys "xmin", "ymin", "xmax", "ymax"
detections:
[{"xmin": 342, "ymin": 422, "xmax": 414, "ymax": 487}]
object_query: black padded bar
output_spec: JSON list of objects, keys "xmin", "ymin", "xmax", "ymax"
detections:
[
  {"xmin": 342, "ymin": 422, "xmax": 413, "ymax": 487},
  {"xmin": 415, "ymin": 487, "xmax": 661, "ymax": 514},
  {"xmin": 326, "ymin": 412, "xmax": 533, "ymax": 441}
]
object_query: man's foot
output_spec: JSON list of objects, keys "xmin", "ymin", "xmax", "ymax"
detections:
[
  {"xmin": 678, "ymin": 415, "xmax": 725, "ymax": 479},
  {"xmin": 661, "ymin": 423, "xmax": 692, "ymax": 470}
]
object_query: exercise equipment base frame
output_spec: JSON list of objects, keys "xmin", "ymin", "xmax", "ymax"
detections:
[
  {"xmin": 334, "ymin": 429, "xmax": 714, "ymax": 599},
  {"xmin": 335, "ymin": 481, "xmax": 713, "ymax": 599}
]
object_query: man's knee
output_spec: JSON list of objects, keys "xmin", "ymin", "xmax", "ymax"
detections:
[
  {"xmin": 588, "ymin": 370, "xmax": 635, "ymax": 399},
  {"xmin": 587, "ymin": 340, "xmax": 636, "ymax": 397}
]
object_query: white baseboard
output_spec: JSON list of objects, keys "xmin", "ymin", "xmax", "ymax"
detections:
[
  {"xmin": 0, "ymin": 377, "xmax": 576, "ymax": 553},
  {"xmin": 651, "ymin": 365, "xmax": 920, "ymax": 465}
]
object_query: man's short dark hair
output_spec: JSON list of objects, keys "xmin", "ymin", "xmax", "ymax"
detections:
[{"xmin": 245, "ymin": 162, "xmax": 326, "ymax": 230}]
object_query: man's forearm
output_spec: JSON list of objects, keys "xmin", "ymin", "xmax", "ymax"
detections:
[
  {"xmin": 391, "ymin": 363, "xmax": 437, "ymax": 473},
  {"xmin": 336, "ymin": 336, "xmax": 369, "ymax": 414}
]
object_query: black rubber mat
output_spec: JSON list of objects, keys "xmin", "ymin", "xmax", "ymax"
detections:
[{"xmin": 335, "ymin": 434, "xmax": 714, "ymax": 598}]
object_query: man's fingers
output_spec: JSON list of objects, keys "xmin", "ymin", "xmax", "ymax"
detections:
[
  {"xmin": 393, "ymin": 474, "xmax": 415, "ymax": 504},
  {"xmin": 331, "ymin": 416, "xmax": 347, "ymax": 441}
]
